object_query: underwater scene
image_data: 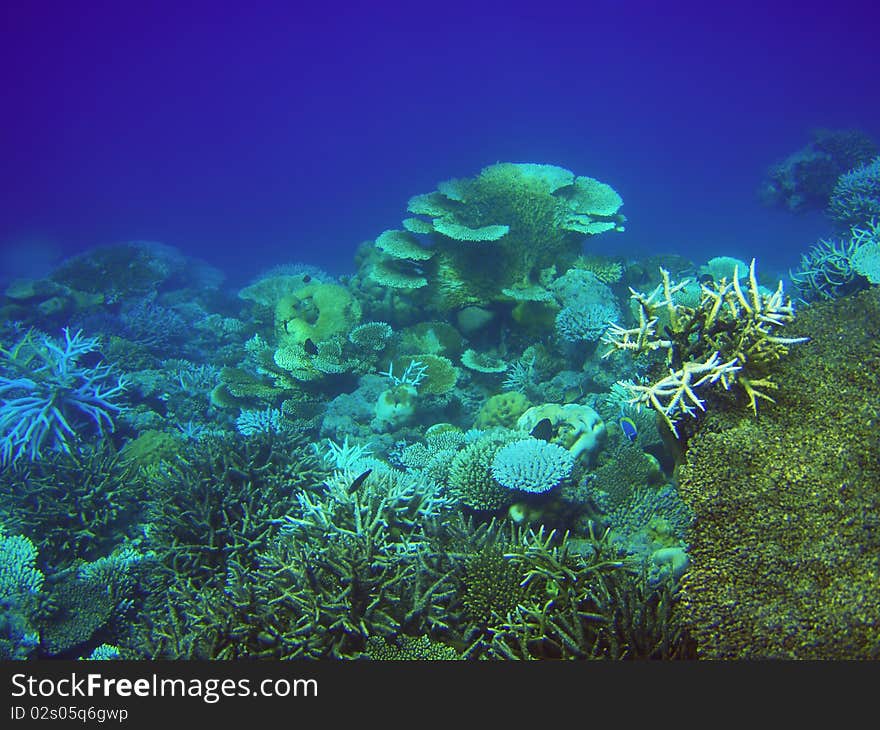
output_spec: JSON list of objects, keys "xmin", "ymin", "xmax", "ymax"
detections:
[{"xmin": 1, "ymin": 3, "xmax": 878, "ymax": 662}]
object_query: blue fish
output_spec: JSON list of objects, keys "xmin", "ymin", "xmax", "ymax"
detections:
[{"xmin": 618, "ymin": 415, "xmax": 638, "ymax": 443}]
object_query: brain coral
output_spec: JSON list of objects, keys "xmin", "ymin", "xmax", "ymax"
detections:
[
  {"xmin": 475, "ymin": 392, "xmax": 531, "ymax": 429},
  {"xmin": 676, "ymin": 286, "xmax": 880, "ymax": 659}
]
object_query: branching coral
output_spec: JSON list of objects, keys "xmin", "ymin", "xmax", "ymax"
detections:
[
  {"xmin": 828, "ymin": 155, "xmax": 880, "ymax": 228},
  {"xmin": 132, "ymin": 433, "xmax": 328, "ymax": 659},
  {"xmin": 602, "ymin": 261, "xmax": 807, "ymax": 436},
  {"xmin": 249, "ymin": 466, "xmax": 453, "ymax": 658},
  {"xmin": 0, "ymin": 443, "xmax": 146, "ymax": 570},
  {"xmin": 789, "ymin": 235, "xmax": 866, "ymax": 302},
  {"xmin": 0, "ymin": 328, "xmax": 128, "ymax": 464}
]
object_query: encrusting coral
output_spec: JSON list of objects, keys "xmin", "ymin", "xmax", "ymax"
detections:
[{"xmin": 676, "ymin": 286, "xmax": 880, "ymax": 659}]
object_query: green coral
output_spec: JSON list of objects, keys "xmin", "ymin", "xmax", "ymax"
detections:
[
  {"xmin": 462, "ymin": 547, "xmax": 524, "ymax": 626},
  {"xmin": 676, "ymin": 287, "xmax": 880, "ymax": 658},
  {"xmin": 0, "ymin": 444, "xmax": 146, "ymax": 571},
  {"xmin": 604, "ymin": 261, "xmax": 808, "ymax": 437},
  {"xmin": 390, "ymin": 353, "xmax": 459, "ymax": 395},
  {"xmin": 401, "ymin": 162, "xmax": 625, "ymax": 308},
  {"xmin": 365, "ymin": 634, "xmax": 462, "ymax": 660},
  {"xmin": 475, "ymin": 391, "xmax": 531, "ymax": 429},
  {"xmin": 446, "ymin": 431, "xmax": 515, "ymax": 512},
  {"xmin": 132, "ymin": 433, "xmax": 328, "ymax": 659},
  {"xmin": 275, "ymin": 282, "xmax": 362, "ymax": 344}
]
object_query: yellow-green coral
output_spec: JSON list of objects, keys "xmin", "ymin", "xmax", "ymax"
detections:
[
  {"xmin": 275, "ymin": 282, "xmax": 362, "ymax": 344},
  {"xmin": 573, "ymin": 254, "xmax": 623, "ymax": 284},
  {"xmin": 475, "ymin": 391, "xmax": 531, "ymax": 429},
  {"xmin": 446, "ymin": 432, "xmax": 514, "ymax": 511},
  {"xmin": 677, "ymin": 287, "xmax": 880, "ymax": 658},
  {"xmin": 402, "ymin": 162, "xmax": 624, "ymax": 308}
]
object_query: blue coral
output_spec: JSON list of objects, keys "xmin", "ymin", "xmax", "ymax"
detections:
[
  {"xmin": 551, "ymin": 269, "xmax": 620, "ymax": 343},
  {"xmin": 828, "ymin": 156, "xmax": 880, "ymax": 228},
  {"xmin": 0, "ymin": 328, "xmax": 127, "ymax": 464},
  {"xmin": 555, "ymin": 300, "xmax": 619, "ymax": 343},
  {"xmin": 491, "ymin": 438, "xmax": 574, "ymax": 493}
]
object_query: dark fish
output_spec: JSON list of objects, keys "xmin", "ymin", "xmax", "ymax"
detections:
[
  {"xmin": 347, "ymin": 468, "xmax": 372, "ymax": 494},
  {"xmin": 302, "ymin": 274, "xmax": 312, "ymax": 283},
  {"xmin": 530, "ymin": 417, "xmax": 554, "ymax": 442},
  {"xmin": 699, "ymin": 273, "xmax": 714, "ymax": 285},
  {"xmin": 303, "ymin": 338, "xmax": 319, "ymax": 355}
]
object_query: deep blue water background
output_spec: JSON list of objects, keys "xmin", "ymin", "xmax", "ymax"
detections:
[{"xmin": 2, "ymin": 0, "xmax": 878, "ymax": 288}]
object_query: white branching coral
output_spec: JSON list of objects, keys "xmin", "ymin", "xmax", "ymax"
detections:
[
  {"xmin": 618, "ymin": 353, "xmax": 741, "ymax": 437},
  {"xmin": 603, "ymin": 259, "xmax": 807, "ymax": 435}
]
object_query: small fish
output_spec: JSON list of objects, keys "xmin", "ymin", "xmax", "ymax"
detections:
[
  {"xmin": 618, "ymin": 415, "xmax": 638, "ymax": 443},
  {"xmin": 303, "ymin": 338, "xmax": 319, "ymax": 355},
  {"xmin": 347, "ymin": 468, "xmax": 372, "ymax": 494},
  {"xmin": 530, "ymin": 417, "xmax": 554, "ymax": 442},
  {"xmin": 302, "ymin": 274, "xmax": 312, "ymax": 283},
  {"xmin": 699, "ymin": 273, "xmax": 714, "ymax": 286}
]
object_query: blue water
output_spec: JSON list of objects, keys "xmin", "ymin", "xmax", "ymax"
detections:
[{"xmin": 2, "ymin": 1, "xmax": 877, "ymax": 284}]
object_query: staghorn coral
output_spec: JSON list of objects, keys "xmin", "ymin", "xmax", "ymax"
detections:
[
  {"xmin": 470, "ymin": 524, "xmax": 690, "ymax": 660},
  {"xmin": 225, "ymin": 465, "xmax": 453, "ymax": 658},
  {"xmin": 0, "ymin": 328, "xmax": 128, "ymax": 465},
  {"xmin": 0, "ymin": 443, "xmax": 146, "ymax": 571},
  {"xmin": 235, "ymin": 406, "xmax": 287, "ymax": 436},
  {"xmin": 603, "ymin": 261, "xmax": 807, "ymax": 437},
  {"xmin": 676, "ymin": 287, "xmax": 880, "ymax": 658},
  {"xmin": 132, "ymin": 432, "xmax": 327, "ymax": 659}
]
